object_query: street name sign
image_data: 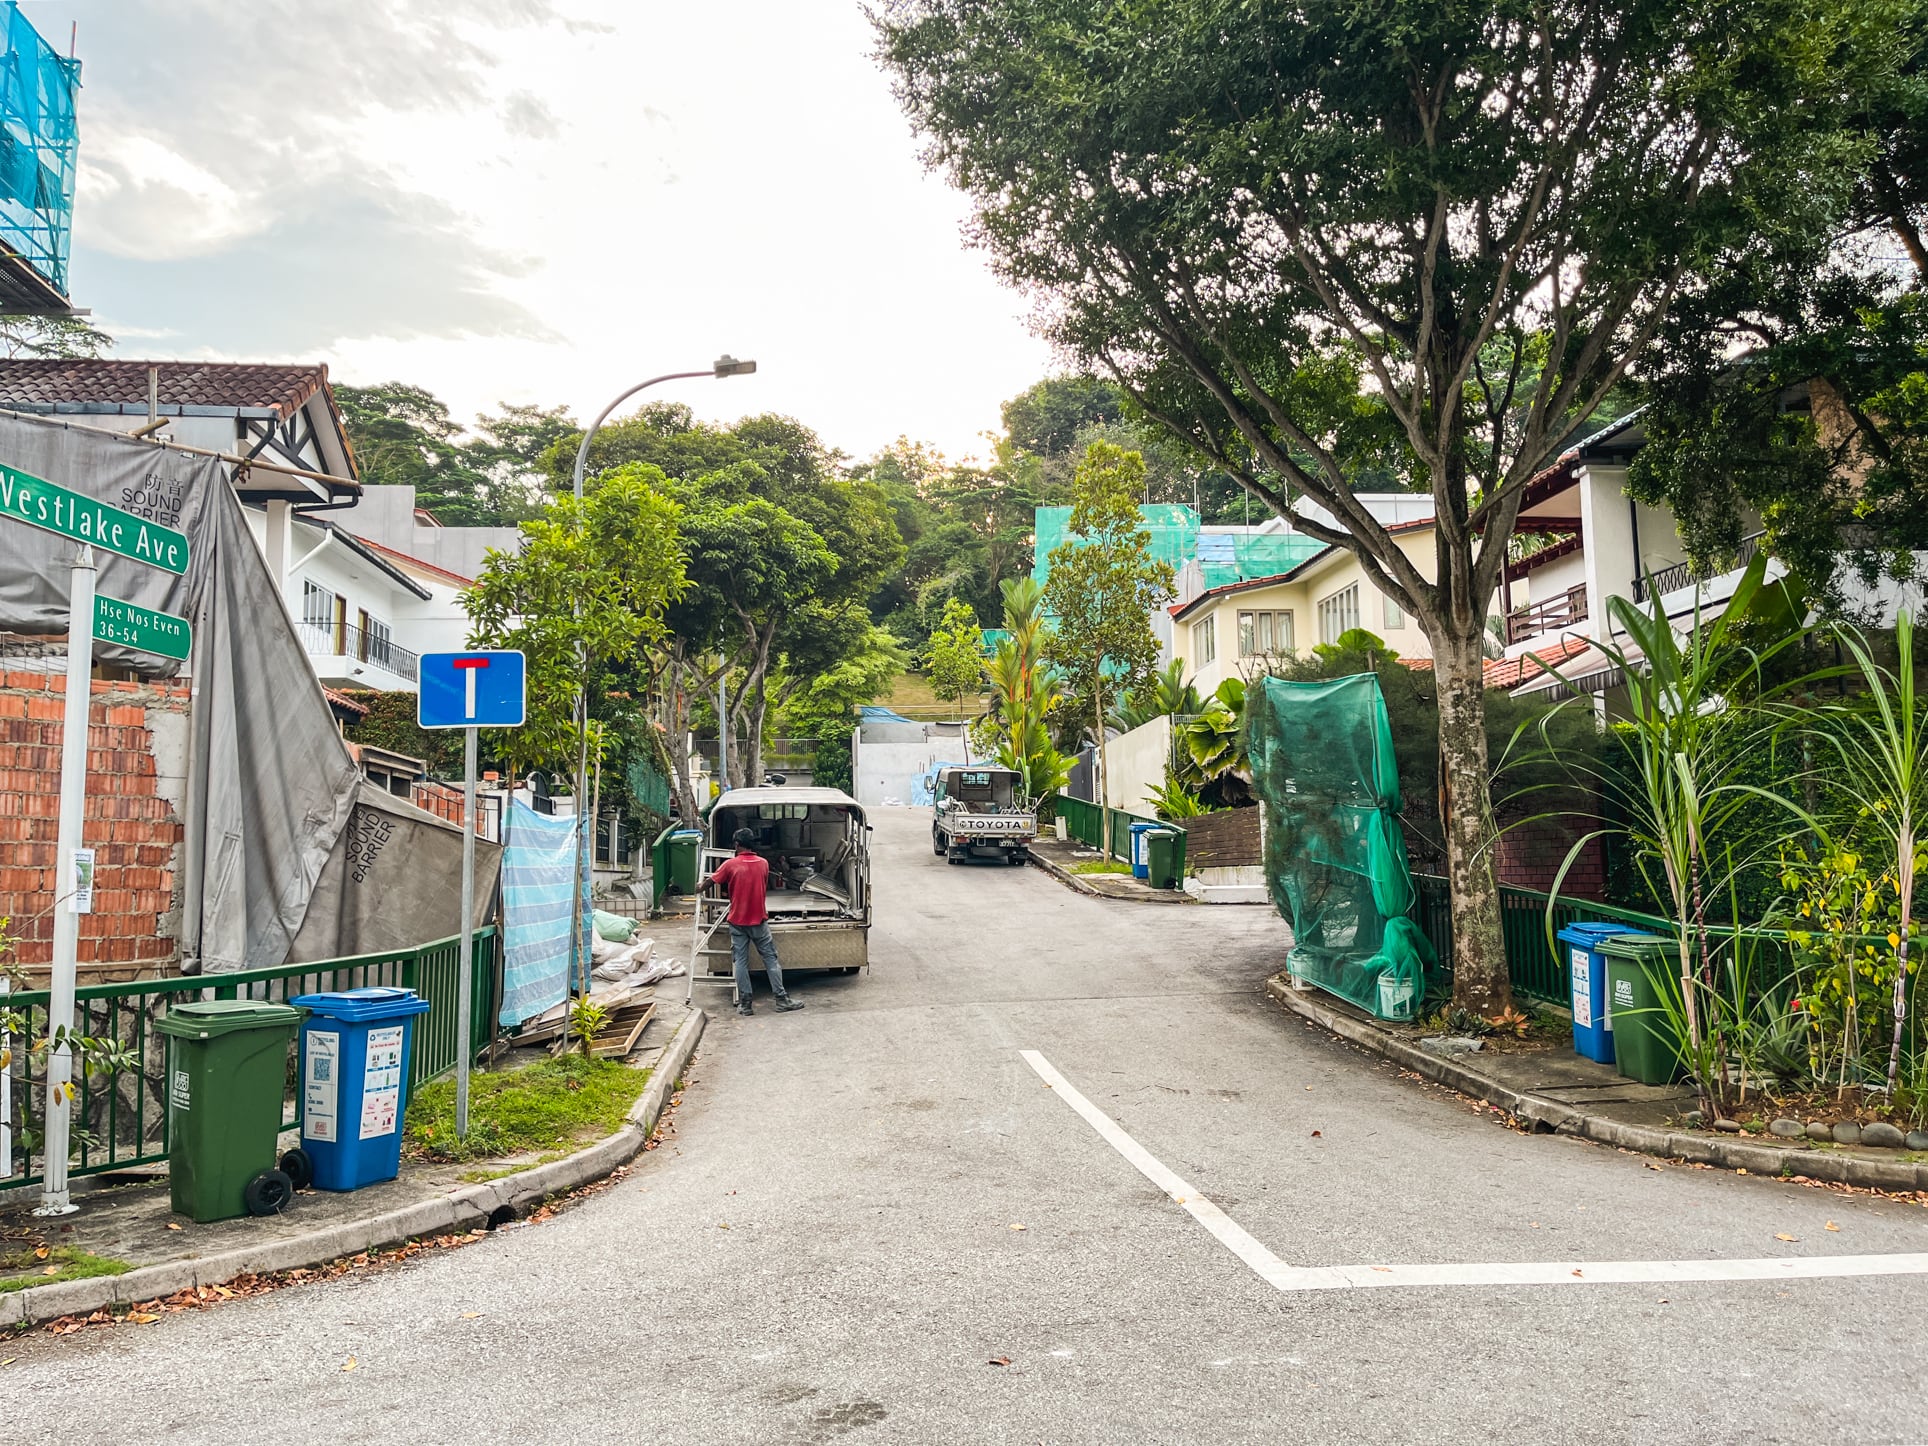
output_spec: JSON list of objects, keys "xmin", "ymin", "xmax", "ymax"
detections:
[
  {"xmin": 0, "ymin": 462, "xmax": 189, "ymax": 574},
  {"xmin": 93, "ymin": 593, "xmax": 192, "ymax": 661},
  {"xmin": 418, "ymin": 650, "xmax": 527, "ymax": 730}
]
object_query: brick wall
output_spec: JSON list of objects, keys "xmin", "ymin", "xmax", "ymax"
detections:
[
  {"xmin": 0, "ymin": 655, "xmax": 190, "ymax": 981},
  {"xmin": 1184, "ymin": 806, "xmax": 1263, "ymax": 869},
  {"xmin": 1493, "ymin": 812, "xmax": 1607, "ymax": 901}
]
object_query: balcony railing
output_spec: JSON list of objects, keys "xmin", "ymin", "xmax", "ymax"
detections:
[
  {"xmin": 297, "ymin": 620, "xmax": 420, "ymax": 683},
  {"xmin": 1632, "ymin": 531, "xmax": 1766, "ymax": 602},
  {"xmin": 1505, "ymin": 583, "xmax": 1588, "ymax": 645}
]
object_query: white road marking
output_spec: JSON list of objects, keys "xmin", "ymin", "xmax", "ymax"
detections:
[{"xmin": 1019, "ymin": 1049, "xmax": 1928, "ymax": 1293}]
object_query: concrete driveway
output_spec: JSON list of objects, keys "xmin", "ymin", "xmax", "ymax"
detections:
[{"xmin": 13, "ymin": 808, "xmax": 1928, "ymax": 1444}]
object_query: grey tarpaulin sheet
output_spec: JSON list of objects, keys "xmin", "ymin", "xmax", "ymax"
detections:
[
  {"xmin": 286, "ymin": 781, "xmax": 501, "ymax": 961},
  {"xmin": 0, "ymin": 411, "xmax": 500, "ymax": 971}
]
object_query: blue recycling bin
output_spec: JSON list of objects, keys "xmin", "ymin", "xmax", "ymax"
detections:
[
  {"xmin": 1128, "ymin": 821, "xmax": 1161, "ymax": 879},
  {"xmin": 291, "ymin": 987, "xmax": 433, "ymax": 1191},
  {"xmin": 1557, "ymin": 923, "xmax": 1659, "ymax": 1064}
]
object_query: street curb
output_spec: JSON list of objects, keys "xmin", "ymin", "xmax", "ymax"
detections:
[
  {"xmin": 1027, "ymin": 847, "xmax": 1191, "ymax": 904},
  {"xmin": 1264, "ymin": 975, "xmax": 1928, "ymax": 1193},
  {"xmin": 2, "ymin": 1007, "xmax": 707, "ymax": 1330}
]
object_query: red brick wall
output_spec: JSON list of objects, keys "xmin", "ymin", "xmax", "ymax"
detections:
[
  {"xmin": 1494, "ymin": 812, "xmax": 1607, "ymax": 901},
  {"xmin": 0, "ymin": 659, "xmax": 189, "ymax": 980}
]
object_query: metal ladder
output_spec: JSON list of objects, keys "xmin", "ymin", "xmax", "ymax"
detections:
[{"xmin": 686, "ymin": 847, "xmax": 738, "ymax": 1006}]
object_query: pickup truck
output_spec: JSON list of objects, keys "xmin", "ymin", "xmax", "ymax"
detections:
[{"xmin": 931, "ymin": 765, "xmax": 1037, "ymax": 865}]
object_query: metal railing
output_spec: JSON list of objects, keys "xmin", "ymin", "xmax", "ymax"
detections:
[
  {"xmin": 1412, "ymin": 873, "xmax": 1672, "ymax": 1005},
  {"xmin": 1052, "ymin": 795, "xmax": 1189, "ymax": 882},
  {"xmin": 1, "ymin": 928, "xmax": 497, "ymax": 1190},
  {"xmin": 296, "ymin": 620, "xmax": 421, "ymax": 683},
  {"xmin": 1632, "ymin": 532, "xmax": 1766, "ymax": 603},
  {"xmin": 1505, "ymin": 584, "xmax": 1589, "ymax": 645}
]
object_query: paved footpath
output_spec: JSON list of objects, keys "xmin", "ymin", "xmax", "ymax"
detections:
[{"xmin": 12, "ymin": 811, "xmax": 1928, "ymax": 1444}]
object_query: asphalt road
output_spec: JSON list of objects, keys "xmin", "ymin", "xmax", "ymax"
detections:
[{"xmin": 13, "ymin": 810, "xmax": 1928, "ymax": 1444}]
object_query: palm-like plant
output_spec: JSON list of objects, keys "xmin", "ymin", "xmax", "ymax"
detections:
[
  {"xmin": 1110, "ymin": 659, "xmax": 1204, "ymax": 732},
  {"xmin": 1175, "ymin": 678, "xmax": 1248, "ymax": 789},
  {"xmin": 1818, "ymin": 610, "xmax": 1925, "ymax": 1097},
  {"xmin": 986, "ymin": 577, "xmax": 1072, "ymax": 801}
]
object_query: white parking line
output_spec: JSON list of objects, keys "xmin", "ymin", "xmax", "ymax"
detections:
[{"xmin": 1019, "ymin": 1049, "xmax": 1928, "ymax": 1293}]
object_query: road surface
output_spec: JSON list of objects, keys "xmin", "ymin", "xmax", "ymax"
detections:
[{"xmin": 13, "ymin": 809, "xmax": 1928, "ymax": 1443}]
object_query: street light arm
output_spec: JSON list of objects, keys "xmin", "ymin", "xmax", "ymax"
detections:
[{"xmin": 570, "ymin": 369, "xmax": 715, "ymax": 500}]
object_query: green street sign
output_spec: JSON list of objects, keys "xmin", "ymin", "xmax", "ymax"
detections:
[
  {"xmin": 0, "ymin": 462, "xmax": 190, "ymax": 574},
  {"xmin": 93, "ymin": 593, "xmax": 192, "ymax": 661}
]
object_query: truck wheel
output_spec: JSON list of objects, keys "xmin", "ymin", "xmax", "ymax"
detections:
[
  {"xmin": 244, "ymin": 1168, "xmax": 294, "ymax": 1217},
  {"xmin": 933, "ymin": 828, "xmax": 945, "ymax": 856},
  {"xmin": 946, "ymin": 852, "xmax": 963, "ymax": 865}
]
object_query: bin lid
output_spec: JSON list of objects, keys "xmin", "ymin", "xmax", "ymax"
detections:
[
  {"xmin": 1556, "ymin": 921, "xmax": 1642, "ymax": 946},
  {"xmin": 289, "ymin": 986, "xmax": 432, "ymax": 1022},
  {"xmin": 155, "ymin": 998, "xmax": 306, "ymax": 1039},
  {"xmin": 1596, "ymin": 930, "xmax": 1669, "ymax": 958},
  {"xmin": 670, "ymin": 829, "xmax": 703, "ymax": 841},
  {"xmin": 1129, "ymin": 820, "xmax": 1162, "ymax": 833}
]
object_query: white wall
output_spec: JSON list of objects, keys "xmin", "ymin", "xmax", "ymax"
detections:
[
  {"xmin": 339, "ymin": 486, "xmax": 523, "ymax": 580},
  {"xmin": 1102, "ymin": 714, "xmax": 1173, "ymax": 814}
]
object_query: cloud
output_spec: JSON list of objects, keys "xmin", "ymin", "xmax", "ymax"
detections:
[{"xmin": 502, "ymin": 91, "xmax": 561, "ymax": 141}]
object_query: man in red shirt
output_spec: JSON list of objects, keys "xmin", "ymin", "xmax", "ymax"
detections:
[{"xmin": 704, "ymin": 828, "xmax": 805, "ymax": 1017}]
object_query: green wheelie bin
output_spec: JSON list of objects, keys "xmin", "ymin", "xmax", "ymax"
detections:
[
  {"xmin": 1145, "ymin": 828, "xmax": 1180, "ymax": 890},
  {"xmin": 156, "ymin": 999, "xmax": 308, "ymax": 1222},
  {"xmin": 1598, "ymin": 935, "xmax": 1686, "ymax": 1085}
]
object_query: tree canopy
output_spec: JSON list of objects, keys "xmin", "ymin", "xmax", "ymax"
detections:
[{"xmin": 337, "ymin": 382, "xmax": 568, "ymax": 527}]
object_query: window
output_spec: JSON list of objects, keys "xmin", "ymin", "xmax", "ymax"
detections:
[
  {"xmin": 1191, "ymin": 615, "xmax": 1216, "ymax": 665},
  {"xmin": 1317, "ymin": 584, "xmax": 1360, "ymax": 645},
  {"xmin": 364, "ymin": 615, "xmax": 393, "ymax": 670},
  {"xmin": 302, "ymin": 579, "xmax": 334, "ymax": 628},
  {"xmin": 1237, "ymin": 609, "xmax": 1294, "ymax": 657},
  {"xmin": 1382, "ymin": 593, "xmax": 1404, "ymax": 630}
]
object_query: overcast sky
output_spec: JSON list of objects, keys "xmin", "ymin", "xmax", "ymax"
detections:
[{"xmin": 24, "ymin": 0, "xmax": 1055, "ymax": 463}]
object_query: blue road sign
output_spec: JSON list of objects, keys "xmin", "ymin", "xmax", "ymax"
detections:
[{"xmin": 418, "ymin": 650, "xmax": 527, "ymax": 730}]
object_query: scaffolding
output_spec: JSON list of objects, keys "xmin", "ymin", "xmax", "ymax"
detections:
[{"xmin": 0, "ymin": 1, "xmax": 78, "ymax": 309}]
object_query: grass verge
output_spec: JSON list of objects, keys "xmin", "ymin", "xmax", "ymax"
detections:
[
  {"xmin": 405, "ymin": 1055, "xmax": 649, "ymax": 1165},
  {"xmin": 0, "ymin": 1246, "xmax": 130, "ymax": 1295},
  {"xmin": 1070, "ymin": 859, "xmax": 1134, "ymax": 875}
]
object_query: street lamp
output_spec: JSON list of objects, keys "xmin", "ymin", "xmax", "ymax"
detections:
[{"xmin": 566, "ymin": 355, "xmax": 756, "ymax": 993}]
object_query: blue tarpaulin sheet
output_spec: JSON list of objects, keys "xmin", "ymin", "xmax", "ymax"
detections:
[{"xmin": 499, "ymin": 801, "xmax": 589, "ymax": 1028}]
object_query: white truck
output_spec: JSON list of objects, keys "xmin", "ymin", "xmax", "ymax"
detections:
[{"xmin": 931, "ymin": 765, "xmax": 1037, "ymax": 865}]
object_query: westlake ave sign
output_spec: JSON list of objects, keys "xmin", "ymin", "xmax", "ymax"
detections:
[
  {"xmin": 0, "ymin": 462, "xmax": 189, "ymax": 574},
  {"xmin": 93, "ymin": 593, "xmax": 191, "ymax": 661}
]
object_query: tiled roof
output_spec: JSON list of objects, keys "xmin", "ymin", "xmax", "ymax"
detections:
[
  {"xmin": 1484, "ymin": 636, "xmax": 1592, "ymax": 690},
  {"xmin": 322, "ymin": 687, "xmax": 370, "ymax": 719},
  {"xmin": 349, "ymin": 532, "xmax": 475, "ymax": 587},
  {"xmin": 0, "ymin": 360, "xmax": 329, "ymax": 417}
]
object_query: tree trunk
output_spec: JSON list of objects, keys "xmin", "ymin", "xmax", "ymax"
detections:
[
  {"xmin": 1434, "ymin": 632, "xmax": 1510, "ymax": 1016},
  {"xmin": 1886, "ymin": 818, "xmax": 1915, "ymax": 1096},
  {"xmin": 659, "ymin": 657, "xmax": 702, "ymax": 824}
]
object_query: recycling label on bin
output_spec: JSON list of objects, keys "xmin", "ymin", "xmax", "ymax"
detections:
[
  {"xmin": 1569, "ymin": 947, "xmax": 1591, "ymax": 1029},
  {"xmin": 1613, "ymin": 977, "xmax": 1637, "ymax": 1009},
  {"xmin": 170, "ymin": 1067, "xmax": 190, "ymax": 1112},
  {"xmin": 358, "ymin": 1024, "xmax": 405, "ymax": 1140},
  {"xmin": 304, "ymin": 1030, "xmax": 340, "ymax": 1142}
]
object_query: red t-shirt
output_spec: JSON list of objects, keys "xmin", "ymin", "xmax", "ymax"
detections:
[{"xmin": 710, "ymin": 849, "xmax": 770, "ymax": 927}]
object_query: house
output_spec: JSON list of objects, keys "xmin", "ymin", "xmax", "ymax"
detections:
[
  {"xmin": 0, "ymin": 360, "xmax": 497, "ymax": 691},
  {"xmin": 1168, "ymin": 518, "xmax": 1444, "ymax": 692}
]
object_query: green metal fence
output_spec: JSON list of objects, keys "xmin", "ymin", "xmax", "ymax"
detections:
[
  {"xmin": 1411, "ymin": 874, "xmax": 1672, "ymax": 1005},
  {"xmin": 1, "ymin": 928, "xmax": 498, "ymax": 1191},
  {"xmin": 1048, "ymin": 795, "xmax": 1188, "ymax": 883}
]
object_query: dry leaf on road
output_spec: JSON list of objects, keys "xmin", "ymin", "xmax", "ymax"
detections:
[
  {"xmin": 1825, "ymin": 1222, "xmax": 1840, "ymax": 1232},
  {"xmin": 1774, "ymin": 1233, "xmax": 1798, "ymax": 1242},
  {"xmin": 988, "ymin": 1356, "xmax": 1011, "ymax": 1367},
  {"xmin": 1009, "ymin": 1224, "xmax": 1026, "ymax": 1231},
  {"xmin": 341, "ymin": 1357, "xmax": 358, "ymax": 1373}
]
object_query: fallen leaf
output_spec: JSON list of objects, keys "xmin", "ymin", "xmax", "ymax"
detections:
[
  {"xmin": 988, "ymin": 1356, "xmax": 1011, "ymax": 1367},
  {"xmin": 717, "ymin": 1223, "xmax": 729, "ymax": 1230},
  {"xmin": 1311, "ymin": 1130, "xmax": 1322, "ymax": 1138},
  {"xmin": 341, "ymin": 1357, "xmax": 358, "ymax": 1373},
  {"xmin": 1009, "ymin": 1224, "xmax": 1027, "ymax": 1232},
  {"xmin": 1774, "ymin": 1233, "xmax": 1799, "ymax": 1242},
  {"xmin": 1645, "ymin": 1162, "xmax": 1663, "ymax": 1171},
  {"xmin": 1571, "ymin": 1269, "xmax": 1584, "ymax": 1277},
  {"xmin": 1529, "ymin": 1222, "xmax": 1541, "ymax": 1228},
  {"xmin": 33, "ymin": 1246, "xmax": 49, "ymax": 1260},
  {"xmin": 1825, "ymin": 1221, "xmax": 1840, "ymax": 1232},
  {"xmin": 128, "ymin": 1313, "xmax": 159, "ymax": 1325},
  {"xmin": 1658, "ymin": 1298, "xmax": 1670, "ymax": 1305},
  {"xmin": 1371, "ymin": 1266, "xmax": 1391, "ymax": 1273},
  {"xmin": 1, "ymin": 1357, "xmax": 13, "ymax": 1365},
  {"xmin": 1736, "ymin": 1168, "xmax": 1748, "ymax": 1176},
  {"xmin": 165, "ymin": 1223, "xmax": 183, "ymax": 1232},
  {"xmin": 460, "ymin": 1312, "xmax": 483, "ymax": 1319},
  {"xmin": 42, "ymin": 1265, "xmax": 60, "ymax": 1276}
]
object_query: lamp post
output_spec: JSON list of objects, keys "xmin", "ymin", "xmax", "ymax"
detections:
[{"xmin": 567, "ymin": 355, "xmax": 756, "ymax": 993}]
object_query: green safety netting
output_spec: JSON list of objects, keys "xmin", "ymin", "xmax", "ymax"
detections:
[
  {"xmin": 1248, "ymin": 673, "xmax": 1436, "ymax": 1020},
  {"xmin": 1033, "ymin": 503, "xmax": 1200, "ymax": 587},
  {"xmin": 0, "ymin": 3, "xmax": 79, "ymax": 296},
  {"xmin": 1194, "ymin": 531, "xmax": 1327, "ymax": 589}
]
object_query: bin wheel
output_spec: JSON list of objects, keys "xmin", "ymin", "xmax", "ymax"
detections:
[
  {"xmin": 244, "ymin": 1168, "xmax": 294, "ymax": 1218},
  {"xmin": 279, "ymin": 1148, "xmax": 315, "ymax": 1191}
]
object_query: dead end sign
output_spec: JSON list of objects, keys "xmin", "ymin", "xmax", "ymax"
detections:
[{"xmin": 418, "ymin": 650, "xmax": 526, "ymax": 730}]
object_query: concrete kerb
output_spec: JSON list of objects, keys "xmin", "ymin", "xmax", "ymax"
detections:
[
  {"xmin": 1264, "ymin": 975, "xmax": 1928, "ymax": 1193},
  {"xmin": 1, "ymin": 1008, "xmax": 708, "ymax": 1330},
  {"xmin": 1026, "ymin": 844, "xmax": 1190, "ymax": 903},
  {"xmin": 1026, "ymin": 848, "xmax": 1106, "ymax": 898}
]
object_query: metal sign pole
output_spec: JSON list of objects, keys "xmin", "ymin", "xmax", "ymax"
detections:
[
  {"xmin": 454, "ymin": 725, "xmax": 477, "ymax": 1140},
  {"xmin": 38, "ymin": 543, "xmax": 95, "ymax": 1216}
]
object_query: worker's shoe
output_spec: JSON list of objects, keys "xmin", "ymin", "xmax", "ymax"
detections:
[
  {"xmin": 736, "ymin": 999, "xmax": 754, "ymax": 1016},
  {"xmin": 773, "ymin": 995, "xmax": 805, "ymax": 1012}
]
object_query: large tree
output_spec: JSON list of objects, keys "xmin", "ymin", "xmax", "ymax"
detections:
[
  {"xmin": 878, "ymin": 0, "xmax": 1887, "ymax": 1010},
  {"xmin": 337, "ymin": 382, "xmax": 553, "ymax": 527}
]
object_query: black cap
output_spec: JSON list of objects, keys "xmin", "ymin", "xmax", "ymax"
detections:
[{"xmin": 733, "ymin": 828, "xmax": 757, "ymax": 848}]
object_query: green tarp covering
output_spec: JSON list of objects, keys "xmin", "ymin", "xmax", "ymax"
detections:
[{"xmin": 1248, "ymin": 673, "xmax": 1435, "ymax": 1020}]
